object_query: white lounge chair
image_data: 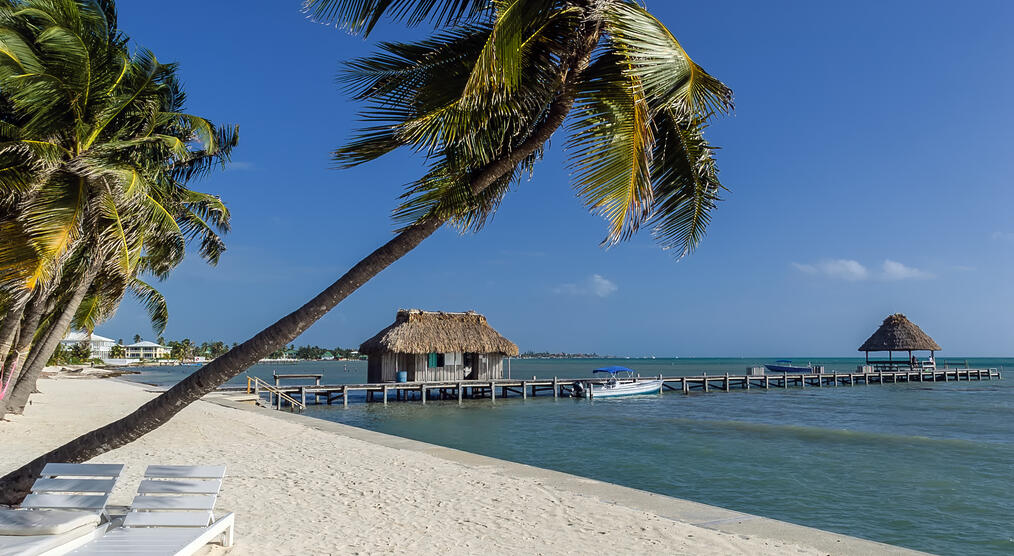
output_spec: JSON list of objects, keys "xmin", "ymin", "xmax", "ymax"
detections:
[
  {"xmin": 0, "ymin": 463, "xmax": 125, "ymax": 556},
  {"xmin": 68, "ymin": 464, "xmax": 234, "ymax": 555}
]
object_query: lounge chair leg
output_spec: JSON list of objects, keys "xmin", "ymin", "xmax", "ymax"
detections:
[{"xmin": 223, "ymin": 523, "xmax": 234, "ymax": 547}]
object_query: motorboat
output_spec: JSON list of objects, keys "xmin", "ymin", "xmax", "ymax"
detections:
[
  {"xmin": 573, "ymin": 366, "xmax": 664, "ymax": 398},
  {"xmin": 763, "ymin": 360, "xmax": 813, "ymax": 373}
]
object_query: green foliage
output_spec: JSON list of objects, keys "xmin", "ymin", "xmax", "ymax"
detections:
[
  {"xmin": 323, "ymin": 0, "xmax": 733, "ymax": 257},
  {"xmin": 0, "ymin": 0, "xmax": 237, "ymax": 344},
  {"xmin": 68, "ymin": 340, "xmax": 91, "ymax": 361},
  {"xmin": 108, "ymin": 343, "xmax": 125, "ymax": 358}
]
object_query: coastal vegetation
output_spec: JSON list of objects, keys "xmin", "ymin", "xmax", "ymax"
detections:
[
  {"xmin": 0, "ymin": 0, "xmax": 733, "ymax": 501},
  {"xmin": 0, "ymin": 0, "xmax": 236, "ymax": 419}
]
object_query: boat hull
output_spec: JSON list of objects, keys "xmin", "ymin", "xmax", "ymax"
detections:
[
  {"xmin": 575, "ymin": 379, "xmax": 664, "ymax": 398},
  {"xmin": 764, "ymin": 364, "xmax": 812, "ymax": 373}
]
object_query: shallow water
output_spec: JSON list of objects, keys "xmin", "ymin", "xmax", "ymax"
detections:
[{"xmin": 128, "ymin": 358, "xmax": 1013, "ymax": 555}]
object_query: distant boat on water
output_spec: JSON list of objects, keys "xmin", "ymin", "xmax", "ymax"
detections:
[
  {"xmin": 764, "ymin": 360, "xmax": 813, "ymax": 373},
  {"xmin": 573, "ymin": 366, "xmax": 663, "ymax": 398}
]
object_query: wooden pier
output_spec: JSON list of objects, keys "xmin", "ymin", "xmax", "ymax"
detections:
[{"xmin": 239, "ymin": 368, "xmax": 1003, "ymax": 412}]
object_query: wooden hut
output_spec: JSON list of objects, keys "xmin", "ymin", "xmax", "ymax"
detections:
[
  {"xmin": 858, "ymin": 313, "xmax": 941, "ymax": 369},
  {"xmin": 360, "ymin": 309, "xmax": 519, "ymax": 383}
]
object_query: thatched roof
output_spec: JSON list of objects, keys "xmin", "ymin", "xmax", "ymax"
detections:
[
  {"xmin": 858, "ymin": 313, "xmax": 942, "ymax": 352},
  {"xmin": 360, "ymin": 310, "xmax": 519, "ymax": 356}
]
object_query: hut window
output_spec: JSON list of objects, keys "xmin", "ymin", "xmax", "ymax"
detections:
[
  {"xmin": 428, "ymin": 353, "xmax": 444, "ymax": 368},
  {"xmin": 445, "ymin": 352, "xmax": 462, "ymax": 366}
]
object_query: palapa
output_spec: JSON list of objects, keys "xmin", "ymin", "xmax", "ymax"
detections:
[
  {"xmin": 360, "ymin": 309, "xmax": 519, "ymax": 356},
  {"xmin": 858, "ymin": 314, "xmax": 941, "ymax": 352}
]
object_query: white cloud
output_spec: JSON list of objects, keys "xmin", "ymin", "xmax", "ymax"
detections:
[
  {"xmin": 554, "ymin": 274, "xmax": 618, "ymax": 298},
  {"xmin": 792, "ymin": 258, "xmax": 932, "ymax": 281},
  {"xmin": 881, "ymin": 259, "xmax": 932, "ymax": 280},
  {"xmin": 791, "ymin": 259, "xmax": 869, "ymax": 281},
  {"xmin": 226, "ymin": 161, "xmax": 255, "ymax": 171}
]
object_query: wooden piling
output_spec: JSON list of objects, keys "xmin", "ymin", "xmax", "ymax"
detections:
[{"xmin": 490, "ymin": 382, "xmax": 496, "ymax": 401}]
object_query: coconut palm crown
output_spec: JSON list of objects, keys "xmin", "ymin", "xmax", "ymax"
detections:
[{"xmin": 310, "ymin": 0, "xmax": 733, "ymax": 255}]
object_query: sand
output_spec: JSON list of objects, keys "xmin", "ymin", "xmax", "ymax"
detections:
[{"xmin": 0, "ymin": 378, "xmax": 833, "ymax": 555}]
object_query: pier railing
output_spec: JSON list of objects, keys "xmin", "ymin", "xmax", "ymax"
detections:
[
  {"xmin": 232, "ymin": 368, "xmax": 1001, "ymax": 411},
  {"xmin": 246, "ymin": 375, "xmax": 306, "ymax": 412}
]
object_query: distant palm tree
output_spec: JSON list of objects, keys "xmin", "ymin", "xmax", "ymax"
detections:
[
  {"xmin": 0, "ymin": 0, "xmax": 733, "ymax": 501},
  {"xmin": 0, "ymin": 0, "xmax": 236, "ymax": 415}
]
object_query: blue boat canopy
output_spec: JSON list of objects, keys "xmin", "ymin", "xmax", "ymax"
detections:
[{"xmin": 593, "ymin": 366, "xmax": 634, "ymax": 374}]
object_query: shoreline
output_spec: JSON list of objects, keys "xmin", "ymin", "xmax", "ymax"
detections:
[{"xmin": 1, "ymin": 377, "xmax": 925, "ymax": 555}]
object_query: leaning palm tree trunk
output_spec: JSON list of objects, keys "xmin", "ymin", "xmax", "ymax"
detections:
[
  {"xmin": 0, "ymin": 21, "xmax": 601, "ymax": 503},
  {"xmin": 0, "ymin": 293, "xmax": 48, "ymax": 405},
  {"xmin": 3, "ymin": 260, "xmax": 103, "ymax": 417}
]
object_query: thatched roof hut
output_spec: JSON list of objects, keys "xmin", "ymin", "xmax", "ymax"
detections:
[
  {"xmin": 858, "ymin": 314, "xmax": 941, "ymax": 366},
  {"xmin": 360, "ymin": 310, "xmax": 518, "ymax": 356},
  {"xmin": 361, "ymin": 310, "xmax": 518, "ymax": 383}
]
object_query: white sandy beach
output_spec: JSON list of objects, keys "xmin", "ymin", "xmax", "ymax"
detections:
[{"xmin": 0, "ymin": 378, "xmax": 851, "ymax": 555}]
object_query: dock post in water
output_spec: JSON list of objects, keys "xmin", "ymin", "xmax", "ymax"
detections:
[
  {"xmin": 522, "ymin": 381, "xmax": 527, "ymax": 400},
  {"xmin": 553, "ymin": 377, "xmax": 558, "ymax": 399},
  {"xmin": 490, "ymin": 382, "xmax": 496, "ymax": 401}
]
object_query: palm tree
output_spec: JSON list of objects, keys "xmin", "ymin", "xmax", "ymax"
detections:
[
  {"xmin": 0, "ymin": 0, "xmax": 733, "ymax": 501},
  {"xmin": 0, "ymin": 0, "xmax": 236, "ymax": 415}
]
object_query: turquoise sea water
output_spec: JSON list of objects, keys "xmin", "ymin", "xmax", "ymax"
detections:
[{"xmin": 127, "ymin": 358, "xmax": 1013, "ymax": 555}]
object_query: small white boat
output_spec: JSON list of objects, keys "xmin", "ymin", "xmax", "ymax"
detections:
[{"xmin": 573, "ymin": 366, "xmax": 664, "ymax": 399}]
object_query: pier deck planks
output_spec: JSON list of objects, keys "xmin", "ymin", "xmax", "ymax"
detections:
[{"xmin": 235, "ymin": 368, "xmax": 1002, "ymax": 411}]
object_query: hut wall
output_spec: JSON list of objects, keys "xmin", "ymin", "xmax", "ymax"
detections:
[
  {"xmin": 367, "ymin": 355, "xmax": 382, "ymax": 383},
  {"xmin": 473, "ymin": 354, "xmax": 504, "ymax": 380},
  {"xmin": 368, "ymin": 352, "xmax": 505, "ymax": 382}
]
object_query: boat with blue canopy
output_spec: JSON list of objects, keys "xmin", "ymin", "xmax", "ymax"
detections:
[
  {"xmin": 573, "ymin": 366, "xmax": 663, "ymax": 398},
  {"xmin": 764, "ymin": 360, "xmax": 813, "ymax": 373}
]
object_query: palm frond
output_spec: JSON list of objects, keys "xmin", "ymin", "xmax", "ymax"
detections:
[
  {"xmin": 603, "ymin": 2, "xmax": 733, "ymax": 122},
  {"xmin": 646, "ymin": 110, "xmax": 723, "ymax": 257},
  {"xmin": 302, "ymin": 0, "xmax": 492, "ymax": 35},
  {"xmin": 128, "ymin": 276, "xmax": 168, "ymax": 334},
  {"xmin": 567, "ymin": 53, "xmax": 654, "ymax": 245}
]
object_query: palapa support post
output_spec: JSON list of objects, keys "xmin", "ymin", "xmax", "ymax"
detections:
[
  {"xmin": 764, "ymin": 375, "xmax": 770, "ymax": 389},
  {"xmin": 522, "ymin": 381, "xmax": 527, "ymax": 400},
  {"xmin": 553, "ymin": 377, "xmax": 558, "ymax": 399},
  {"xmin": 724, "ymin": 373, "xmax": 730, "ymax": 392},
  {"xmin": 490, "ymin": 382, "xmax": 496, "ymax": 401},
  {"xmin": 703, "ymin": 372, "xmax": 709, "ymax": 393},
  {"xmin": 383, "ymin": 385, "xmax": 389, "ymax": 404},
  {"xmin": 420, "ymin": 385, "xmax": 427, "ymax": 404},
  {"xmin": 300, "ymin": 387, "xmax": 306, "ymax": 407},
  {"xmin": 682, "ymin": 379, "xmax": 689, "ymax": 395}
]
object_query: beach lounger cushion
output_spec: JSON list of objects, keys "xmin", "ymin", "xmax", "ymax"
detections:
[{"xmin": 0, "ymin": 509, "xmax": 100, "ymax": 535}]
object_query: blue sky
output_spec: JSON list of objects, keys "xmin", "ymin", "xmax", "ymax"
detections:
[{"xmin": 100, "ymin": 1, "xmax": 1014, "ymax": 356}]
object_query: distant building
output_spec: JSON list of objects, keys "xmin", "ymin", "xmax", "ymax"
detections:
[
  {"xmin": 60, "ymin": 332, "xmax": 115, "ymax": 361},
  {"xmin": 360, "ymin": 309, "xmax": 518, "ymax": 383},
  {"xmin": 125, "ymin": 341, "xmax": 169, "ymax": 360}
]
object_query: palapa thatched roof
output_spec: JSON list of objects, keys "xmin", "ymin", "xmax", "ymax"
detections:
[
  {"xmin": 858, "ymin": 313, "xmax": 941, "ymax": 352},
  {"xmin": 360, "ymin": 309, "xmax": 519, "ymax": 356}
]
